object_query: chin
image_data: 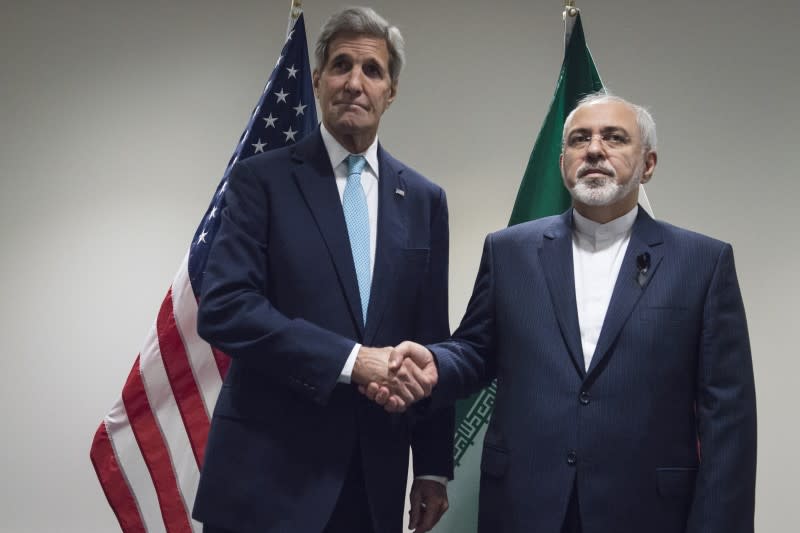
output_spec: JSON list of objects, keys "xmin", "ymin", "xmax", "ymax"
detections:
[
  {"xmin": 572, "ymin": 174, "xmax": 641, "ymax": 207},
  {"xmin": 572, "ymin": 183, "xmax": 623, "ymax": 206},
  {"xmin": 338, "ymin": 112, "xmax": 369, "ymax": 126}
]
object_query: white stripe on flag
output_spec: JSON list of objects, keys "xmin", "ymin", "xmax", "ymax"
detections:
[
  {"xmin": 140, "ymin": 329, "xmax": 200, "ymax": 531},
  {"xmin": 106, "ymin": 403, "xmax": 167, "ymax": 533}
]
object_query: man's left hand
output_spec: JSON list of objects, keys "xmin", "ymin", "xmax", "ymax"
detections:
[{"xmin": 408, "ymin": 478, "xmax": 449, "ymax": 532}]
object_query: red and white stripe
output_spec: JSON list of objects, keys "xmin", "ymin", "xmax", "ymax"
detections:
[{"xmin": 91, "ymin": 252, "xmax": 230, "ymax": 532}]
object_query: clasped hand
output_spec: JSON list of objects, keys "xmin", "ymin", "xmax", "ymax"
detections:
[{"xmin": 352, "ymin": 341, "xmax": 436, "ymax": 413}]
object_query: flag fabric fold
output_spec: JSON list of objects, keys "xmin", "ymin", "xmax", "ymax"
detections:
[
  {"xmin": 90, "ymin": 12, "xmax": 318, "ymax": 533},
  {"xmin": 437, "ymin": 12, "xmax": 604, "ymax": 532}
]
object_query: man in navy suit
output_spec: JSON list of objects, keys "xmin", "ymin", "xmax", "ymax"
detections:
[
  {"xmin": 373, "ymin": 93, "xmax": 757, "ymax": 533},
  {"xmin": 192, "ymin": 7, "xmax": 453, "ymax": 533}
]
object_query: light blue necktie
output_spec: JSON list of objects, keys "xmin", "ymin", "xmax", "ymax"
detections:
[{"xmin": 343, "ymin": 154, "xmax": 371, "ymax": 324}]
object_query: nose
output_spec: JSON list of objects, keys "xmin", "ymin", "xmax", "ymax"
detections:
[
  {"xmin": 586, "ymin": 134, "xmax": 605, "ymax": 155},
  {"xmin": 344, "ymin": 68, "xmax": 363, "ymax": 93},
  {"xmin": 585, "ymin": 134, "xmax": 606, "ymax": 162}
]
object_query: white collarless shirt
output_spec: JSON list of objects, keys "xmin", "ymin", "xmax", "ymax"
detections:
[{"xmin": 572, "ymin": 206, "xmax": 638, "ymax": 370}]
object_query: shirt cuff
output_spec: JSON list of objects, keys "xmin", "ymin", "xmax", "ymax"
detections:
[
  {"xmin": 414, "ymin": 475, "xmax": 448, "ymax": 487},
  {"xmin": 338, "ymin": 342, "xmax": 361, "ymax": 384}
]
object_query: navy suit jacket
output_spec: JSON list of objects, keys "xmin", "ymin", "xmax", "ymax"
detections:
[
  {"xmin": 193, "ymin": 129, "xmax": 454, "ymax": 533},
  {"xmin": 431, "ymin": 208, "xmax": 756, "ymax": 533}
]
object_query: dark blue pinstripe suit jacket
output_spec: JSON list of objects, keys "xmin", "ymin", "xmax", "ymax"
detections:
[
  {"xmin": 431, "ymin": 207, "xmax": 756, "ymax": 533},
  {"xmin": 193, "ymin": 129, "xmax": 454, "ymax": 533}
]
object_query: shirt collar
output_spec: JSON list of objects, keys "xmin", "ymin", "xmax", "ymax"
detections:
[
  {"xmin": 320, "ymin": 123, "xmax": 380, "ymax": 178},
  {"xmin": 573, "ymin": 205, "xmax": 638, "ymax": 242}
]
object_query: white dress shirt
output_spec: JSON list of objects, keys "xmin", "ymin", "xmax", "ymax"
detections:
[
  {"xmin": 572, "ymin": 206, "xmax": 638, "ymax": 370},
  {"xmin": 319, "ymin": 125, "xmax": 379, "ymax": 384}
]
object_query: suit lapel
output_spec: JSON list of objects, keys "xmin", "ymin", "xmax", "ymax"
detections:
[
  {"xmin": 539, "ymin": 210, "xmax": 586, "ymax": 377},
  {"xmin": 586, "ymin": 208, "xmax": 664, "ymax": 376},
  {"xmin": 363, "ymin": 146, "xmax": 406, "ymax": 345},
  {"xmin": 291, "ymin": 130, "xmax": 364, "ymax": 337}
]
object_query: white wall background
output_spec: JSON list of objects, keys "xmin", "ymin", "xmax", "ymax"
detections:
[{"xmin": 1, "ymin": 0, "xmax": 797, "ymax": 531}]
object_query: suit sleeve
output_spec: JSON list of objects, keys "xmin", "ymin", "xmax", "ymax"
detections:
[
  {"xmin": 686, "ymin": 243, "xmax": 757, "ymax": 533},
  {"xmin": 197, "ymin": 161, "xmax": 355, "ymax": 406},
  {"xmin": 428, "ymin": 233, "xmax": 499, "ymax": 408},
  {"xmin": 409, "ymin": 187, "xmax": 455, "ymax": 479}
]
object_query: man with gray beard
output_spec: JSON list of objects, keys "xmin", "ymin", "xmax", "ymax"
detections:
[{"xmin": 366, "ymin": 92, "xmax": 757, "ymax": 533}]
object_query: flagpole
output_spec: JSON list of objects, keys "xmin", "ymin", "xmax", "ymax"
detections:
[
  {"xmin": 563, "ymin": 1, "xmax": 579, "ymax": 49},
  {"xmin": 563, "ymin": 0, "xmax": 578, "ymax": 18},
  {"xmin": 291, "ymin": 0, "xmax": 303, "ymax": 19},
  {"xmin": 288, "ymin": 0, "xmax": 304, "ymax": 35}
]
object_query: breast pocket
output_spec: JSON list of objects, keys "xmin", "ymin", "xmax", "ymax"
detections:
[
  {"xmin": 639, "ymin": 307, "xmax": 689, "ymax": 328},
  {"xmin": 393, "ymin": 248, "xmax": 429, "ymax": 295},
  {"xmin": 640, "ymin": 306, "xmax": 698, "ymax": 348}
]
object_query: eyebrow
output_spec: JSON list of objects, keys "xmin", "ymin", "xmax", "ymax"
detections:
[
  {"xmin": 568, "ymin": 126, "xmax": 631, "ymax": 136},
  {"xmin": 328, "ymin": 52, "xmax": 352, "ymax": 64},
  {"xmin": 601, "ymin": 126, "xmax": 630, "ymax": 136}
]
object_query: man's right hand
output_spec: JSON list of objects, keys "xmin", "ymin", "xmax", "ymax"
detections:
[
  {"xmin": 359, "ymin": 341, "xmax": 438, "ymax": 413},
  {"xmin": 351, "ymin": 346, "xmax": 393, "ymax": 388}
]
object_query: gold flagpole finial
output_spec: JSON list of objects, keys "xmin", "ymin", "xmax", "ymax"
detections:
[
  {"xmin": 563, "ymin": 0, "xmax": 579, "ymax": 20},
  {"xmin": 290, "ymin": 0, "xmax": 303, "ymax": 20}
]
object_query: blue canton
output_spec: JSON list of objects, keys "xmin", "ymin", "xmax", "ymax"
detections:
[{"xmin": 188, "ymin": 14, "xmax": 318, "ymax": 297}]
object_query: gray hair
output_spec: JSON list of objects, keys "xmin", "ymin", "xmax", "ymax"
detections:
[
  {"xmin": 562, "ymin": 91, "xmax": 658, "ymax": 152},
  {"xmin": 315, "ymin": 6, "xmax": 405, "ymax": 85}
]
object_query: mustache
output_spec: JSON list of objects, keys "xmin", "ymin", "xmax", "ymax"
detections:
[{"xmin": 577, "ymin": 163, "xmax": 615, "ymax": 178}]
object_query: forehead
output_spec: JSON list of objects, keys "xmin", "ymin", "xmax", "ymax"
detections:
[
  {"xmin": 568, "ymin": 101, "xmax": 638, "ymax": 134},
  {"xmin": 325, "ymin": 33, "xmax": 390, "ymax": 65}
]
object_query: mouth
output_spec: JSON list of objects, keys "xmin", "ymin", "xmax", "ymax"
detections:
[
  {"xmin": 579, "ymin": 167, "xmax": 613, "ymax": 179},
  {"xmin": 335, "ymin": 101, "xmax": 367, "ymax": 111}
]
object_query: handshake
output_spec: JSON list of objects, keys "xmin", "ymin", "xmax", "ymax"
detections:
[{"xmin": 352, "ymin": 341, "xmax": 436, "ymax": 413}]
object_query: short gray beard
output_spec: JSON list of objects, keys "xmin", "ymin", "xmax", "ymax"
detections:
[{"xmin": 570, "ymin": 160, "xmax": 643, "ymax": 206}]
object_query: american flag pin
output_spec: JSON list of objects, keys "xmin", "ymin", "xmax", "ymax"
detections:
[{"xmin": 395, "ymin": 188, "xmax": 405, "ymax": 197}]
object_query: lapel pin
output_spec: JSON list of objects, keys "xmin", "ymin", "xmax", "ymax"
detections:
[
  {"xmin": 636, "ymin": 252, "xmax": 651, "ymax": 288},
  {"xmin": 395, "ymin": 188, "xmax": 405, "ymax": 197}
]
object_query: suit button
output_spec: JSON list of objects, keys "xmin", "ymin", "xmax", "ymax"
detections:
[
  {"xmin": 579, "ymin": 391, "xmax": 590, "ymax": 405},
  {"xmin": 567, "ymin": 451, "xmax": 577, "ymax": 466}
]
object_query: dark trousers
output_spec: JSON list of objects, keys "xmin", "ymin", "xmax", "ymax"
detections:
[
  {"xmin": 561, "ymin": 482, "xmax": 582, "ymax": 533},
  {"xmin": 323, "ymin": 444, "xmax": 374, "ymax": 533},
  {"xmin": 203, "ymin": 448, "xmax": 374, "ymax": 533}
]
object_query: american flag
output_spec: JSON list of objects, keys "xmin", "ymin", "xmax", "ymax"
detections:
[{"xmin": 90, "ymin": 11, "xmax": 318, "ymax": 533}]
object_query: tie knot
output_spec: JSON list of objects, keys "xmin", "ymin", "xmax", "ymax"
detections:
[{"xmin": 347, "ymin": 154, "xmax": 367, "ymax": 180}]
